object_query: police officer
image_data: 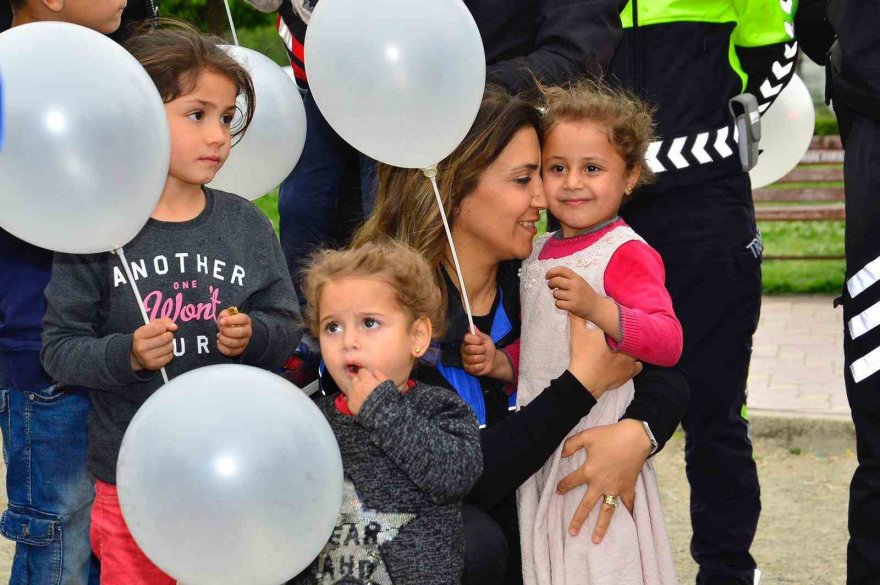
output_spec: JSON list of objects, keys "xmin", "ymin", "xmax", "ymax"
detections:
[
  {"xmin": 612, "ymin": 2, "xmax": 796, "ymax": 583},
  {"xmin": 797, "ymin": 2, "xmax": 880, "ymax": 582}
]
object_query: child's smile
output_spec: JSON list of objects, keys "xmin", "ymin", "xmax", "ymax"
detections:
[{"xmin": 542, "ymin": 120, "xmax": 639, "ymax": 238}]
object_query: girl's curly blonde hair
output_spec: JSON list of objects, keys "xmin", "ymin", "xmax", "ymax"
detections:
[
  {"xmin": 302, "ymin": 241, "xmax": 446, "ymax": 339},
  {"xmin": 540, "ymin": 79, "xmax": 657, "ymax": 190}
]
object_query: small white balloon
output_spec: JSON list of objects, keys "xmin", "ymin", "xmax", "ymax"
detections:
[
  {"xmin": 0, "ymin": 22, "xmax": 169, "ymax": 253},
  {"xmin": 306, "ymin": 0, "xmax": 486, "ymax": 169},
  {"xmin": 750, "ymin": 74, "xmax": 816, "ymax": 189},
  {"xmin": 117, "ymin": 365, "xmax": 343, "ymax": 585},
  {"xmin": 208, "ymin": 46, "xmax": 307, "ymax": 200}
]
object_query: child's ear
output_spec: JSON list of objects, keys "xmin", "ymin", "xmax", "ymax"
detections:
[
  {"xmin": 410, "ymin": 317, "xmax": 432, "ymax": 359},
  {"xmin": 42, "ymin": 0, "xmax": 64, "ymax": 14},
  {"xmin": 625, "ymin": 162, "xmax": 641, "ymax": 194}
]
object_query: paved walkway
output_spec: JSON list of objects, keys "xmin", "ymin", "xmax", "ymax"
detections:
[{"xmin": 749, "ymin": 295, "xmax": 849, "ymax": 418}]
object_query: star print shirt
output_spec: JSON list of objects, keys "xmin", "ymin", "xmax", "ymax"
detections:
[{"xmin": 295, "ymin": 380, "xmax": 483, "ymax": 585}]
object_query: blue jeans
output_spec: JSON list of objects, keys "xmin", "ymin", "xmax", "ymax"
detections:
[
  {"xmin": 0, "ymin": 384, "xmax": 97, "ymax": 585},
  {"xmin": 278, "ymin": 90, "xmax": 377, "ymax": 303}
]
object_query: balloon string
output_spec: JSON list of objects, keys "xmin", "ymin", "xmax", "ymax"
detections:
[
  {"xmin": 114, "ymin": 247, "xmax": 170, "ymax": 385},
  {"xmin": 426, "ymin": 170, "xmax": 476, "ymax": 335},
  {"xmin": 222, "ymin": 0, "xmax": 240, "ymax": 46}
]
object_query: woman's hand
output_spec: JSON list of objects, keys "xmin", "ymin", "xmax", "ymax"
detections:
[
  {"xmin": 555, "ymin": 419, "xmax": 652, "ymax": 543},
  {"xmin": 567, "ymin": 314, "xmax": 641, "ymax": 399}
]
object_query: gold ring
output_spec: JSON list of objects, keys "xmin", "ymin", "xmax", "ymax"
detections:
[{"xmin": 603, "ymin": 494, "xmax": 621, "ymax": 508}]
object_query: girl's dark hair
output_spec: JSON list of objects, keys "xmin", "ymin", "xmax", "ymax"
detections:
[
  {"xmin": 124, "ymin": 18, "xmax": 256, "ymax": 140},
  {"xmin": 352, "ymin": 84, "xmax": 541, "ymax": 290}
]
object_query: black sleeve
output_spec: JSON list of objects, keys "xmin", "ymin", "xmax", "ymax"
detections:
[
  {"xmin": 487, "ymin": 0, "xmax": 627, "ymax": 95},
  {"xmin": 794, "ymin": 0, "xmax": 835, "ymax": 65},
  {"xmin": 0, "ymin": 1, "xmax": 11, "ymax": 33},
  {"xmin": 467, "ymin": 370, "xmax": 596, "ymax": 509},
  {"xmin": 621, "ymin": 363, "xmax": 689, "ymax": 454}
]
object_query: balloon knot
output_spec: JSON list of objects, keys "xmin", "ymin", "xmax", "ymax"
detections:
[{"xmin": 422, "ymin": 165, "xmax": 438, "ymax": 179}]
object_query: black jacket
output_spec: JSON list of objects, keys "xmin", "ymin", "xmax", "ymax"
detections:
[
  {"xmin": 271, "ymin": 0, "xmax": 626, "ymax": 94},
  {"xmin": 609, "ymin": 0, "xmax": 798, "ymax": 188},
  {"xmin": 423, "ymin": 262, "xmax": 688, "ymax": 507}
]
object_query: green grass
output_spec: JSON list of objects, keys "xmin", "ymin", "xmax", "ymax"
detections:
[
  {"xmin": 252, "ymin": 197, "xmax": 845, "ymax": 296},
  {"xmin": 253, "ymin": 189, "xmax": 281, "ymax": 234},
  {"xmin": 236, "ymin": 25, "xmax": 290, "ymax": 66},
  {"xmin": 759, "ymin": 220, "xmax": 845, "ymax": 294}
]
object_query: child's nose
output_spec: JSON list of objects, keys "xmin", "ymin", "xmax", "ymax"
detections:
[
  {"xmin": 207, "ymin": 120, "xmax": 228, "ymax": 145},
  {"xmin": 564, "ymin": 173, "xmax": 583, "ymax": 190},
  {"xmin": 342, "ymin": 328, "xmax": 359, "ymax": 349}
]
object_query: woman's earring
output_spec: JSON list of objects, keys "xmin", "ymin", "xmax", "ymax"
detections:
[{"xmin": 414, "ymin": 347, "xmax": 421, "ymax": 355}]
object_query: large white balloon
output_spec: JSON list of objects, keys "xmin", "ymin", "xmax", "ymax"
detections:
[
  {"xmin": 0, "ymin": 22, "xmax": 169, "ymax": 253},
  {"xmin": 306, "ymin": 0, "xmax": 486, "ymax": 169},
  {"xmin": 117, "ymin": 365, "xmax": 343, "ymax": 585},
  {"xmin": 208, "ymin": 46, "xmax": 307, "ymax": 200},
  {"xmin": 750, "ymin": 74, "xmax": 816, "ymax": 189}
]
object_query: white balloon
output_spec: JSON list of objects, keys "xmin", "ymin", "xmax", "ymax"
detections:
[
  {"xmin": 306, "ymin": 0, "xmax": 486, "ymax": 169},
  {"xmin": 208, "ymin": 46, "xmax": 307, "ymax": 200},
  {"xmin": 0, "ymin": 22, "xmax": 169, "ymax": 254},
  {"xmin": 117, "ymin": 365, "xmax": 343, "ymax": 585},
  {"xmin": 750, "ymin": 74, "xmax": 816, "ymax": 189}
]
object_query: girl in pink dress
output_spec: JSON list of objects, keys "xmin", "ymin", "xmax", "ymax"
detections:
[{"xmin": 518, "ymin": 81, "xmax": 681, "ymax": 585}]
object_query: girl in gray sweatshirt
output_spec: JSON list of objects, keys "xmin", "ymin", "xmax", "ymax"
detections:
[{"xmin": 40, "ymin": 22, "xmax": 301, "ymax": 584}]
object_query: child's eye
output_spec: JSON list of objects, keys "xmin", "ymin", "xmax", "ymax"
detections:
[
  {"xmin": 324, "ymin": 321, "xmax": 341, "ymax": 334},
  {"xmin": 585, "ymin": 164, "xmax": 601, "ymax": 173},
  {"xmin": 188, "ymin": 111, "xmax": 204, "ymax": 122},
  {"xmin": 363, "ymin": 318, "xmax": 379, "ymax": 329},
  {"xmin": 221, "ymin": 113, "xmax": 236, "ymax": 126},
  {"xmin": 549, "ymin": 164, "xmax": 566, "ymax": 174}
]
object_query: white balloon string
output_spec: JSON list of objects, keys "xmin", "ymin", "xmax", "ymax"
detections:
[
  {"xmin": 222, "ymin": 0, "xmax": 240, "ymax": 46},
  {"xmin": 426, "ymin": 171, "xmax": 476, "ymax": 335},
  {"xmin": 114, "ymin": 247, "xmax": 170, "ymax": 385}
]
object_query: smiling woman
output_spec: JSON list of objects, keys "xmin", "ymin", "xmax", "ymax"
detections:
[{"xmin": 351, "ymin": 84, "xmax": 689, "ymax": 584}]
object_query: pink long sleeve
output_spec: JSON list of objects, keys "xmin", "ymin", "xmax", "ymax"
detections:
[{"xmin": 603, "ymin": 241, "xmax": 683, "ymax": 366}]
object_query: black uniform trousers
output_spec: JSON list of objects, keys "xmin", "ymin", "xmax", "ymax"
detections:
[
  {"xmin": 836, "ymin": 106, "xmax": 880, "ymax": 585},
  {"xmin": 622, "ymin": 169, "xmax": 761, "ymax": 585}
]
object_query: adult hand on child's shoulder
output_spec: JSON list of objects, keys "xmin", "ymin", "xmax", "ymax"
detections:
[
  {"xmin": 460, "ymin": 328, "xmax": 497, "ymax": 377},
  {"xmin": 130, "ymin": 318, "xmax": 178, "ymax": 372},
  {"xmin": 348, "ymin": 368, "xmax": 389, "ymax": 415},
  {"xmin": 546, "ymin": 266, "xmax": 599, "ymax": 320},
  {"xmin": 216, "ymin": 309, "xmax": 253, "ymax": 357}
]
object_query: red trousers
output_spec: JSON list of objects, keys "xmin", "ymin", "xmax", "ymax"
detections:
[{"xmin": 91, "ymin": 480, "xmax": 175, "ymax": 585}]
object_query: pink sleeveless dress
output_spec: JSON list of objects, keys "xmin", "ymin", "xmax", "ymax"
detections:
[{"xmin": 517, "ymin": 227, "xmax": 678, "ymax": 585}]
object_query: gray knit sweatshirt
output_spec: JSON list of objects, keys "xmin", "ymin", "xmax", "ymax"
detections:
[
  {"xmin": 295, "ymin": 381, "xmax": 482, "ymax": 585},
  {"xmin": 41, "ymin": 189, "xmax": 301, "ymax": 483}
]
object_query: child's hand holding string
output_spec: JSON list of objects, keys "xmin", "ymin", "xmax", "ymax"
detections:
[
  {"xmin": 461, "ymin": 328, "xmax": 514, "ymax": 382},
  {"xmin": 130, "ymin": 318, "xmax": 178, "ymax": 372},
  {"xmin": 348, "ymin": 368, "xmax": 389, "ymax": 415},
  {"xmin": 217, "ymin": 307, "xmax": 253, "ymax": 357}
]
